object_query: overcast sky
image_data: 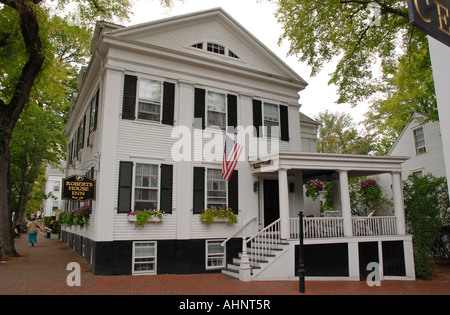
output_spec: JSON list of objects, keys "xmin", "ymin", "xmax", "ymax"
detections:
[{"xmin": 126, "ymin": 0, "xmax": 369, "ymax": 123}]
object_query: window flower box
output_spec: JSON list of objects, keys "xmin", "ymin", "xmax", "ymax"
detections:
[
  {"xmin": 200, "ymin": 206, "xmax": 238, "ymax": 226},
  {"xmin": 127, "ymin": 210, "xmax": 165, "ymax": 227}
]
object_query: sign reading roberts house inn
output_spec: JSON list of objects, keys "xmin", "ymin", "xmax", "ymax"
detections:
[
  {"xmin": 62, "ymin": 175, "xmax": 96, "ymax": 201},
  {"xmin": 408, "ymin": 0, "xmax": 450, "ymax": 47}
]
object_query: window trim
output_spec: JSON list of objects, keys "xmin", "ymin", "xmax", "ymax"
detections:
[
  {"xmin": 206, "ymin": 168, "xmax": 228, "ymax": 209},
  {"xmin": 136, "ymin": 78, "xmax": 163, "ymax": 123},
  {"xmin": 413, "ymin": 126, "xmax": 427, "ymax": 155},
  {"xmin": 205, "ymin": 239, "xmax": 226, "ymax": 270},
  {"xmin": 206, "ymin": 90, "xmax": 227, "ymax": 130},
  {"xmin": 132, "ymin": 241, "xmax": 157, "ymax": 275},
  {"xmin": 132, "ymin": 162, "xmax": 161, "ymax": 211}
]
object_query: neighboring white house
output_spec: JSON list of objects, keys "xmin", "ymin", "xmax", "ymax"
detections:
[
  {"xmin": 43, "ymin": 162, "xmax": 65, "ymax": 218},
  {"xmin": 62, "ymin": 8, "xmax": 415, "ymax": 281},
  {"xmin": 389, "ymin": 112, "xmax": 447, "ymax": 179},
  {"xmin": 376, "ymin": 112, "xmax": 448, "ymax": 210}
]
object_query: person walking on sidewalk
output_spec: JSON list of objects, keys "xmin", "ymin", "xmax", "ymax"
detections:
[{"xmin": 27, "ymin": 215, "xmax": 42, "ymax": 247}]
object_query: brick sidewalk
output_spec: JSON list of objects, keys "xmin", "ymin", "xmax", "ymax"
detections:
[{"xmin": 1, "ymin": 233, "xmax": 449, "ymax": 296}]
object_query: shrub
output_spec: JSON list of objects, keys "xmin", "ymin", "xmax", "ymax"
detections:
[{"xmin": 403, "ymin": 174, "xmax": 449, "ymax": 279}]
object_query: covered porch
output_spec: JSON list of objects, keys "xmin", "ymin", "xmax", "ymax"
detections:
[{"xmin": 251, "ymin": 152, "xmax": 409, "ymax": 240}]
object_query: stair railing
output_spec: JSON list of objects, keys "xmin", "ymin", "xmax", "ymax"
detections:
[
  {"xmin": 242, "ymin": 219, "xmax": 281, "ymax": 268},
  {"xmin": 221, "ymin": 217, "xmax": 257, "ymax": 248}
]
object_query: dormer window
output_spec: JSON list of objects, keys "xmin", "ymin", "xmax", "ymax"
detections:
[{"xmin": 191, "ymin": 42, "xmax": 240, "ymax": 60}]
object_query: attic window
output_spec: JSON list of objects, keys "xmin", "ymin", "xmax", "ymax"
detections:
[
  {"xmin": 191, "ymin": 42, "xmax": 240, "ymax": 60},
  {"xmin": 192, "ymin": 43, "xmax": 203, "ymax": 49},
  {"xmin": 228, "ymin": 50, "xmax": 239, "ymax": 59},
  {"xmin": 207, "ymin": 43, "xmax": 225, "ymax": 55}
]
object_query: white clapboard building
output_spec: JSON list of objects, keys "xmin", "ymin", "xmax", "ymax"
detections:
[{"xmin": 63, "ymin": 8, "xmax": 415, "ymax": 281}]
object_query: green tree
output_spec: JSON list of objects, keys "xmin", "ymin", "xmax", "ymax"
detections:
[
  {"xmin": 275, "ymin": 1, "xmax": 425, "ymax": 105},
  {"xmin": 403, "ymin": 174, "xmax": 449, "ymax": 279},
  {"xmin": 364, "ymin": 36, "xmax": 436, "ymax": 154},
  {"xmin": 0, "ymin": 0, "xmax": 134, "ymax": 257},
  {"xmin": 315, "ymin": 110, "xmax": 377, "ymax": 155}
]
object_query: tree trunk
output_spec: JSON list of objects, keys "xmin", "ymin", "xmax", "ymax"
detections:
[
  {"xmin": 0, "ymin": 0, "xmax": 45, "ymax": 257},
  {"xmin": 0, "ymin": 135, "xmax": 17, "ymax": 257}
]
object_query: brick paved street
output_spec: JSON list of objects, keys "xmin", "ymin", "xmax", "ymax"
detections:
[{"xmin": 1, "ymin": 233, "xmax": 449, "ymax": 297}]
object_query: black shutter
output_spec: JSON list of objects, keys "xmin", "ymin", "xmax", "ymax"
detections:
[
  {"xmin": 160, "ymin": 164, "xmax": 173, "ymax": 214},
  {"xmin": 228, "ymin": 170, "xmax": 239, "ymax": 215},
  {"xmin": 193, "ymin": 167, "xmax": 205, "ymax": 214},
  {"xmin": 194, "ymin": 88, "xmax": 206, "ymax": 129},
  {"xmin": 162, "ymin": 82, "xmax": 175, "ymax": 126},
  {"xmin": 122, "ymin": 75, "xmax": 137, "ymax": 120},
  {"xmin": 253, "ymin": 99, "xmax": 262, "ymax": 137},
  {"xmin": 94, "ymin": 88, "xmax": 99, "ymax": 130},
  {"xmin": 118, "ymin": 161, "xmax": 133, "ymax": 214},
  {"xmin": 227, "ymin": 94, "xmax": 237, "ymax": 133},
  {"xmin": 81, "ymin": 115, "xmax": 86, "ymax": 148},
  {"xmin": 280, "ymin": 105, "xmax": 290, "ymax": 142}
]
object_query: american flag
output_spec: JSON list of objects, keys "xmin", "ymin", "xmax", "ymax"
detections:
[{"xmin": 222, "ymin": 135, "xmax": 243, "ymax": 182}]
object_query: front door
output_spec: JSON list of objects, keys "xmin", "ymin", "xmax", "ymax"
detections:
[{"xmin": 263, "ymin": 180, "xmax": 280, "ymax": 227}]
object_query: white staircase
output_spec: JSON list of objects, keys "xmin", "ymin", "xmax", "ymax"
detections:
[{"xmin": 222, "ymin": 219, "xmax": 289, "ymax": 280}]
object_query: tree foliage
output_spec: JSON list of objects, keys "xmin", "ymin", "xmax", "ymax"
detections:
[
  {"xmin": 403, "ymin": 174, "xmax": 449, "ymax": 279},
  {"xmin": 0, "ymin": 0, "xmax": 134, "ymax": 257},
  {"xmin": 276, "ymin": 0, "xmax": 415, "ymax": 105},
  {"xmin": 315, "ymin": 110, "xmax": 377, "ymax": 155},
  {"xmin": 275, "ymin": 0, "xmax": 436, "ymax": 153}
]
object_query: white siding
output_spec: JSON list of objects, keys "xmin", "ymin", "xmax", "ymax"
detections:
[{"xmin": 390, "ymin": 114, "xmax": 447, "ymax": 179}]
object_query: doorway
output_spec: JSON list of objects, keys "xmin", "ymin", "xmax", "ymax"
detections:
[{"xmin": 263, "ymin": 180, "xmax": 280, "ymax": 227}]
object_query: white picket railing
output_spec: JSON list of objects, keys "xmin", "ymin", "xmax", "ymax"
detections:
[
  {"xmin": 242, "ymin": 219, "xmax": 281, "ymax": 268},
  {"xmin": 290, "ymin": 217, "xmax": 344, "ymax": 239},
  {"xmin": 352, "ymin": 216, "xmax": 397, "ymax": 236},
  {"xmin": 289, "ymin": 216, "xmax": 398, "ymax": 239}
]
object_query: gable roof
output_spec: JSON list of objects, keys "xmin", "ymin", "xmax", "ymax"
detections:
[
  {"xmin": 96, "ymin": 7, "xmax": 308, "ymax": 87},
  {"xmin": 388, "ymin": 112, "xmax": 430, "ymax": 156}
]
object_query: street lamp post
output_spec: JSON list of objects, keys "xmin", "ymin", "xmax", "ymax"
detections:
[{"xmin": 298, "ymin": 211, "xmax": 305, "ymax": 293}]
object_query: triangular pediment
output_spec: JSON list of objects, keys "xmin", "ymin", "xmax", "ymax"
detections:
[{"xmin": 108, "ymin": 8, "xmax": 307, "ymax": 85}]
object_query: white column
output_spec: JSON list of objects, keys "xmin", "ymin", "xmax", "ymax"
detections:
[
  {"xmin": 339, "ymin": 170, "xmax": 353, "ymax": 237},
  {"xmin": 95, "ymin": 66, "xmax": 123, "ymax": 242},
  {"xmin": 392, "ymin": 171, "xmax": 406, "ymax": 235},
  {"xmin": 428, "ymin": 37, "xmax": 450, "ymax": 202},
  {"xmin": 176, "ymin": 80, "xmax": 194, "ymax": 240},
  {"xmin": 278, "ymin": 168, "xmax": 290, "ymax": 240}
]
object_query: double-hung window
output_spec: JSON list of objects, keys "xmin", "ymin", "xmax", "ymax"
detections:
[
  {"xmin": 134, "ymin": 163, "xmax": 159, "ymax": 210},
  {"xmin": 138, "ymin": 79, "xmax": 162, "ymax": 122},
  {"xmin": 413, "ymin": 127, "xmax": 427, "ymax": 155},
  {"xmin": 133, "ymin": 242, "xmax": 157, "ymax": 275},
  {"xmin": 206, "ymin": 169, "xmax": 227, "ymax": 209},
  {"xmin": 207, "ymin": 91, "xmax": 227, "ymax": 129},
  {"xmin": 206, "ymin": 240, "xmax": 226, "ymax": 270},
  {"xmin": 264, "ymin": 102, "xmax": 279, "ymax": 137}
]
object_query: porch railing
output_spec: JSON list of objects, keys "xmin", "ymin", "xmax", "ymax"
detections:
[
  {"xmin": 352, "ymin": 216, "xmax": 397, "ymax": 236},
  {"xmin": 289, "ymin": 216, "xmax": 398, "ymax": 239}
]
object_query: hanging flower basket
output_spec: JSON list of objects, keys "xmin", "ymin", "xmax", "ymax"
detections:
[
  {"xmin": 305, "ymin": 179, "xmax": 325, "ymax": 201},
  {"xmin": 127, "ymin": 209, "xmax": 165, "ymax": 227},
  {"xmin": 200, "ymin": 206, "xmax": 238, "ymax": 225},
  {"xmin": 360, "ymin": 179, "xmax": 383, "ymax": 203}
]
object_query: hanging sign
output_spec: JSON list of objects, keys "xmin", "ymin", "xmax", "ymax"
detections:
[
  {"xmin": 62, "ymin": 175, "xmax": 96, "ymax": 201},
  {"xmin": 407, "ymin": 0, "xmax": 450, "ymax": 47}
]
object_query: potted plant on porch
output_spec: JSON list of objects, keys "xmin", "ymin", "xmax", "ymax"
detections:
[{"xmin": 200, "ymin": 206, "xmax": 238, "ymax": 225}]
